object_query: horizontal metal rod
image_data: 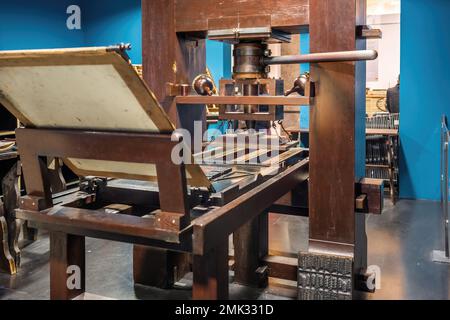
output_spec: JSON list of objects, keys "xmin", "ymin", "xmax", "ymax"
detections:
[{"xmin": 263, "ymin": 50, "xmax": 378, "ymax": 65}]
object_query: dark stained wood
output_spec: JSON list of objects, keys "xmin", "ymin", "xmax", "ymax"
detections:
[
  {"xmin": 263, "ymin": 255, "xmax": 298, "ymax": 282},
  {"xmin": 16, "ymin": 129, "xmax": 176, "ymax": 165},
  {"xmin": 17, "ymin": 152, "xmax": 53, "ymax": 211},
  {"xmin": 16, "ymin": 206, "xmax": 181, "ymax": 244},
  {"xmin": 156, "ymin": 162, "xmax": 190, "ymax": 228},
  {"xmin": 309, "ymin": 0, "xmax": 359, "ymax": 245},
  {"xmin": 193, "ymin": 239, "xmax": 229, "ymax": 300},
  {"xmin": 15, "ymin": 126, "xmax": 199, "ymax": 290},
  {"xmin": 219, "ymin": 113, "xmax": 281, "ymax": 122},
  {"xmin": 50, "ymin": 232, "xmax": 85, "ymax": 300},
  {"xmin": 133, "ymin": 161, "xmax": 191, "ymax": 288},
  {"xmin": 142, "ymin": 0, "xmax": 206, "ymax": 136},
  {"xmin": 356, "ymin": 178, "xmax": 384, "ymax": 215},
  {"xmin": 308, "ymin": 0, "xmax": 369, "ymax": 298},
  {"xmin": 9, "ymin": 0, "xmax": 371, "ymax": 300},
  {"xmin": 141, "ymin": 0, "xmax": 210, "ymax": 290},
  {"xmin": 233, "ymin": 211, "xmax": 268, "ymax": 287},
  {"xmin": 174, "ymin": 0, "xmax": 309, "ymax": 34},
  {"xmin": 15, "ymin": 128, "xmax": 205, "ymax": 214},
  {"xmin": 194, "ymin": 158, "xmax": 309, "ymax": 256}
]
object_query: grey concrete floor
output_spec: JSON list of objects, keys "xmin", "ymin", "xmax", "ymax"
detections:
[{"xmin": 0, "ymin": 199, "xmax": 449, "ymax": 300}]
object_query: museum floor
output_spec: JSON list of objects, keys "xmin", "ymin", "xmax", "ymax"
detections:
[{"xmin": 1, "ymin": 199, "xmax": 449, "ymax": 300}]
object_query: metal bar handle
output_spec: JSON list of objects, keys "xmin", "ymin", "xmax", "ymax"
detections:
[{"xmin": 263, "ymin": 50, "xmax": 378, "ymax": 66}]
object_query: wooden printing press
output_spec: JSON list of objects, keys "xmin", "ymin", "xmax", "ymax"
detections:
[
  {"xmin": 0, "ymin": 0, "xmax": 384, "ymax": 300},
  {"xmin": 1, "ymin": 105, "xmax": 68, "ymax": 275}
]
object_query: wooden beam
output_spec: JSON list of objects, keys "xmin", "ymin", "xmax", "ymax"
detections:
[
  {"xmin": 193, "ymin": 158, "xmax": 309, "ymax": 256},
  {"xmin": 356, "ymin": 178, "xmax": 384, "ymax": 215},
  {"xmin": 304, "ymin": 0, "xmax": 368, "ymax": 300},
  {"xmin": 174, "ymin": 0, "xmax": 309, "ymax": 34}
]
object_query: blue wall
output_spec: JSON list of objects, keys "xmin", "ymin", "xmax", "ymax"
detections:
[
  {"xmin": 0, "ymin": 0, "xmax": 142, "ymax": 63},
  {"xmin": 300, "ymin": 33, "xmax": 310, "ymax": 130},
  {"xmin": 0, "ymin": 0, "xmax": 227, "ymax": 71},
  {"xmin": 206, "ymin": 41, "xmax": 231, "ymax": 85},
  {"xmin": 82, "ymin": 0, "xmax": 142, "ymax": 64},
  {"xmin": 399, "ymin": 0, "xmax": 450, "ymax": 200},
  {"xmin": 0, "ymin": 0, "xmax": 84, "ymax": 50},
  {"xmin": 206, "ymin": 41, "xmax": 232, "ymax": 136}
]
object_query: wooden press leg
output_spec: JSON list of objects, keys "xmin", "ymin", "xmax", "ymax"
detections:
[
  {"xmin": 233, "ymin": 211, "xmax": 268, "ymax": 287},
  {"xmin": 193, "ymin": 239, "xmax": 229, "ymax": 300},
  {"xmin": 133, "ymin": 245, "xmax": 191, "ymax": 289},
  {"xmin": 303, "ymin": 0, "xmax": 368, "ymax": 300},
  {"xmin": 50, "ymin": 232, "xmax": 85, "ymax": 300},
  {"xmin": 133, "ymin": 161, "xmax": 191, "ymax": 288}
]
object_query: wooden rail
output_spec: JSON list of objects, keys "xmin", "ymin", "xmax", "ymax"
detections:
[{"xmin": 176, "ymin": 95, "xmax": 310, "ymax": 106}]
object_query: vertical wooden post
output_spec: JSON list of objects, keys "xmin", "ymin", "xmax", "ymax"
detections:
[
  {"xmin": 14, "ymin": 128, "xmax": 53, "ymax": 209},
  {"xmin": 133, "ymin": 159, "xmax": 191, "ymax": 288},
  {"xmin": 300, "ymin": 0, "xmax": 367, "ymax": 300},
  {"xmin": 193, "ymin": 239, "xmax": 229, "ymax": 300},
  {"xmin": 50, "ymin": 232, "xmax": 85, "ymax": 300},
  {"xmin": 142, "ymin": 0, "xmax": 206, "ymax": 137},
  {"xmin": 133, "ymin": 246, "xmax": 191, "ymax": 289},
  {"xmin": 133, "ymin": 160, "xmax": 192, "ymax": 288},
  {"xmin": 135, "ymin": 0, "xmax": 207, "ymax": 290},
  {"xmin": 233, "ymin": 211, "xmax": 268, "ymax": 287}
]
